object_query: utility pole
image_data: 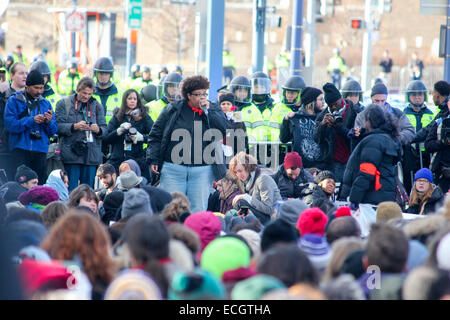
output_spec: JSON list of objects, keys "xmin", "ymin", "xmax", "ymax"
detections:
[
  {"xmin": 445, "ymin": 0, "xmax": 450, "ymax": 82},
  {"xmin": 305, "ymin": 0, "xmax": 316, "ymax": 69},
  {"xmin": 252, "ymin": 0, "xmax": 266, "ymax": 73},
  {"xmin": 290, "ymin": 0, "xmax": 304, "ymax": 76},
  {"xmin": 205, "ymin": 0, "xmax": 225, "ymax": 102},
  {"xmin": 361, "ymin": 0, "xmax": 373, "ymax": 92}
]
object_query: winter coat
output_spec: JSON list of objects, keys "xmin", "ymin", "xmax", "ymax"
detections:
[
  {"xmin": 103, "ymin": 109, "xmax": 154, "ymax": 166},
  {"xmin": 406, "ymin": 186, "xmax": 444, "ymax": 215},
  {"xmin": 55, "ymin": 94, "xmax": 107, "ymax": 166},
  {"xmin": 271, "ymin": 164, "xmax": 314, "ymax": 199},
  {"xmin": 241, "ymin": 167, "xmax": 282, "ymax": 220},
  {"xmin": 0, "ymin": 86, "xmax": 15, "ymax": 153},
  {"xmin": 146, "ymin": 99, "xmax": 230, "ymax": 179},
  {"xmin": 300, "ymin": 182, "xmax": 336, "ymax": 215},
  {"xmin": 220, "ymin": 188, "xmax": 242, "ymax": 215},
  {"xmin": 4, "ymin": 91, "xmax": 58, "ymax": 153},
  {"xmin": 340, "ymin": 128, "xmax": 402, "ymax": 206},
  {"xmin": 280, "ymin": 107, "xmax": 328, "ymax": 169},
  {"xmin": 313, "ymin": 99, "xmax": 361, "ymax": 168}
]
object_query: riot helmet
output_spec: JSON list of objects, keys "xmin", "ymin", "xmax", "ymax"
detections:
[
  {"xmin": 230, "ymin": 75, "xmax": 251, "ymax": 104},
  {"xmin": 282, "ymin": 75, "xmax": 305, "ymax": 105},
  {"xmin": 141, "ymin": 65, "xmax": 151, "ymax": 80},
  {"xmin": 405, "ymin": 80, "xmax": 427, "ymax": 108},
  {"xmin": 141, "ymin": 84, "xmax": 158, "ymax": 104},
  {"xmin": 162, "ymin": 72, "xmax": 182, "ymax": 101},
  {"xmin": 341, "ymin": 79, "xmax": 363, "ymax": 102},
  {"xmin": 93, "ymin": 57, "xmax": 114, "ymax": 87},
  {"xmin": 251, "ymin": 72, "xmax": 271, "ymax": 104},
  {"xmin": 131, "ymin": 64, "xmax": 141, "ymax": 79},
  {"xmin": 30, "ymin": 60, "xmax": 52, "ymax": 85}
]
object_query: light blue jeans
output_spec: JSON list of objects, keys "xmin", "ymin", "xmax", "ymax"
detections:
[{"xmin": 159, "ymin": 162, "xmax": 214, "ymax": 213}]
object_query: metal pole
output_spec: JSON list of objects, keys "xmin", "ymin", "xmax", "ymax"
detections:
[
  {"xmin": 206, "ymin": 0, "xmax": 225, "ymax": 102},
  {"xmin": 305, "ymin": 0, "xmax": 316, "ymax": 68},
  {"xmin": 252, "ymin": 0, "xmax": 266, "ymax": 73},
  {"xmin": 194, "ymin": 11, "xmax": 201, "ymax": 75},
  {"xmin": 72, "ymin": 0, "xmax": 77, "ymax": 58},
  {"xmin": 361, "ymin": 0, "xmax": 373, "ymax": 92},
  {"xmin": 125, "ymin": 0, "xmax": 131, "ymax": 78},
  {"xmin": 444, "ymin": 0, "xmax": 450, "ymax": 82},
  {"xmin": 290, "ymin": 0, "xmax": 304, "ymax": 76}
]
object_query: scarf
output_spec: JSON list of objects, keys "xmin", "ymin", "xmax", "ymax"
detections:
[{"xmin": 188, "ymin": 101, "xmax": 203, "ymax": 116}]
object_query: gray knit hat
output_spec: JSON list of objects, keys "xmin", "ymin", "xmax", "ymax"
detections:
[
  {"xmin": 122, "ymin": 188, "xmax": 153, "ymax": 218},
  {"xmin": 278, "ymin": 199, "xmax": 308, "ymax": 228}
]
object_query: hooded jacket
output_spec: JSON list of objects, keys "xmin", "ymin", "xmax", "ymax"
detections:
[
  {"xmin": 44, "ymin": 169, "xmax": 69, "ymax": 203},
  {"xmin": 4, "ymin": 91, "xmax": 58, "ymax": 153},
  {"xmin": 300, "ymin": 182, "xmax": 336, "ymax": 215},
  {"xmin": 271, "ymin": 164, "xmax": 314, "ymax": 199}
]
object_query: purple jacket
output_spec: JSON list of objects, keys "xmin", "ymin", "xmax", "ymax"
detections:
[{"xmin": 220, "ymin": 189, "xmax": 242, "ymax": 215}]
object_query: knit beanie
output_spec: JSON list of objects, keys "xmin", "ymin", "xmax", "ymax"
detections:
[
  {"xmin": 283, "ymin": 152, "xmax": 303, "ymax": 170},
  {"xmin": 200, "ymin": 237, "xmax": 251, "ymax": 279},
  {"xmin": 323, "ymin": 82, "xmax": 342, "ymax": 105},
  {"xmin": 169, "ymin": 268, "xmax": 226, "ymax": 300},
  {"xmin": 184, "ymin": 211, "xmax": 222, "ymax": 251},
  {"xmin": 301, "ymin": 86, "xmax": 322, "ymax": 106},
  {"xmin": 231, "ymin": 274, "xmax": 286, "ymax": 300},
  {"xmin": 260, "ymin": 219, "xmax": 299, "ymax": 252},
  {"xmin": 104, "ymin": 270, "xmax": 162, "ymax": 300},
  {"xmin": 278, "ymin": 199, "xmax": 308, "ymax": 228},
  {"xmin": 434, "ymin": 80, "xmax": 450, "ymax": 97},
  {"xmin": 219, "ymin": 92, "xmax": 235, "ymax": 106},
  {"xmin": 371, "ymin": 83, "xmax": 388, "ymax": 96},
  {"xmin": 18, "ymin": 186, "xmax": 59, "ymax": 206},
  {"xmin": 26, "ymin": 70, "xmax": 45, "ymax": 86},
  {"xmin": 121, "ymin": 188, "xmax": 152, "ymax": 218},
  {"xmin": 414, "ymin": 168, "xmax": 433, "ymax": 184},
  {"xmin": 236, "ymin": 229, "xmax": 261, "ymax": 259},
  {"xmin": 376, "ymin": 201, "xmax": 402, "ymax": 223},
  {"xmin": 15, "ymin": 165, "xmax": 38, "ymax": 185},
  {"xmin": 315, "ymin": 170, "xmax": 335, "ymax": 184},
  {"xmin": 296, "ymin": 207, "xmax": 328, "ymax": 236},
  {"xmin": 297, "ymin": 233, "xmax": 332, "ymax": 270}
]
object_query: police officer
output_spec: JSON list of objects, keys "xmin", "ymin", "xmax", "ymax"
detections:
[
  {"xmin": 131, "ymin": 65, "xmax": 152, "ymax": 92},
  {"xmin": 30, "ymin": 60, "xmax": 59, "ymax": 110},
  {"xmin": 92, "ymin": 57, "xmax": 121, "ymax": 125},
  {"xmin": 269, "ymin": 75, "xmax": 306, "ymax": 142},
  {"xmin": 57, "ymin": 60, "xmax": 81, "ymax": 96},
  {"xmin": 341, "ymin": 78, "xmax": 365, "ymax": 111},
  {"xmin": 123, "ymin": 63, "xmax": 141, "ymax": 91},
  {"xmin": 403, "ymin": 80, "xmax": 437, "ymax": 193},
  {"xmin": 250, "ymin": 72, "xmax": 275, "ymax": 142},
  {"xmin": 146, "ymin": 72, "xmax": 182, "ymax": 122},
  {"xmin": 230, "ymin": 75, "xmax": 263, "ymax": 142},
  {"xmin": 327, "ymin": 48, "xmax": 347, "ymax": 89}
]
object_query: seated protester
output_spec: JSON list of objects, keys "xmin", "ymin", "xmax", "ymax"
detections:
[
  {"xmin": 280, "ymin": 86, "xmax": 328, "ymax": 170},
  {"xmin": 15, "ymin": 165, "xmax": 38, "ymax": 190},
  {"xmin": 271, "ymin": 151, "xmax": 314, "ymax": 200},
  {"xmin": 216, "ymin": 173, "xmax": 243, "ymax": 215},
  {"xmin": 313, "ymin": 83, "xmax": 362, "ymax": 183},
  {"xmin": 18, "ymin": 186, "xmax": 59, "ymax": 214},
  {"xmin": 406, "ymin": 168, "xmax": 444, "ymax": 215},
  {"xmin": 103, "ymin": 89, "xmax": 153, "ymax": 182},
  {"xmin": 117, "ymin": 170, "xmax": 143, "ymax": 191},
  {"xmin": 229, "ymin": 152, "xmax": 281, "ymax": 225},
  {"xmin": 425, "ymin": 98, "xmax": 450, "ymax": 193},
  {"xmin": 119, "ymin": 159, "xmax": 148, "ymax": 186},
  {"xmin": 44, "ymin": 169, "xmax": 69, "ymax": 203},
  {"xmin": 207, "ymin": 187, "xmax": 221, "ymax": 213},
  {"xmin": 301, "ymin": 170, "xmax": 337, "ymax": 215},
  {"xmin": 95, "ymin": 163, "xmax": 119, "ymax": 202},
  {"xmin": 68, "ymin": 184, "xmax": 100, "ymax": 220},
  {"xmin": 340, "ymin": 104, "xmax": 402, "ymax": 208}
]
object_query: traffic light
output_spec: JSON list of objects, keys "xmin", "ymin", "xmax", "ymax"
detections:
[{"xmin": 351, "ymin": 19, "xmax": 363, "ymax": 29}]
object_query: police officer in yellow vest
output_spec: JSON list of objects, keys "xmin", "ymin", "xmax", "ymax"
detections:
[
  {"xmin": 249, "ymin": 72, "xmax": 275, "ymax": 142},
  {"xmin": 92, "ymin": 57, "xmax": 121, "ymax": 125},
  {"xmin": 57, "ymin": 60, "xmax": 81, "ymax": 96},
  {"xmin": 131, "ymin": 65, "xmax": 152, "ymax": 92},
  {"xmin": 327, "ymin": 48, "xmax": 347, "ymax": 89},
  {"xmin": 223, "ymin": 46, "xmax": 236, "ymax": 85},
  {"xmin": 123, "ymin": 63, "xmax": 141, "ymax": 91},
  {"xmin": 230, "ymin": 75, "xmax": 264, "ymax": 143},
  {"xmin": 269, "ymin": 75, "xmax": 306, "ymax": 142},
  {"xmin": 146, "ymin": 72, "xmax": 182, "ymax": 123},
  {"xmin": 12, "ymin": 45, "xmax": 29, "ymax": 66},
  {"xmin": 403, "ymin": 80, "xmax": 438, "ymax": 193},
  {"xmin": 30, "ymin": 60, "xmax": 60, "ymax": 110}
]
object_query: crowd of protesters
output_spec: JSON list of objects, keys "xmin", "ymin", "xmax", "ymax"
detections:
[{"xmin": 0, "ymin": 55, "xmax": 450, "ymax": 300}]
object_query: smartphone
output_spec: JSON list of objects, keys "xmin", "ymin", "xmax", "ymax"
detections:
[{"xmin": 240, "ymin": 206, "xmax": 249, "ymax": 216}]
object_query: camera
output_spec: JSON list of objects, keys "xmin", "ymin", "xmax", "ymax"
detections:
[
  {"xmin": 330, "ymin": 108, "xmax": 344, "ymax": 126},
  {"xmin": 124, "ymin": 127, "xmax": 137, "ymax": 144},
  {"xmin": 441, "ymin": 118, "xmax": 450, "ymax": 145},
  {"xmin": 30, "ymin": 131, "xmax": 42, "ymax": 140}
]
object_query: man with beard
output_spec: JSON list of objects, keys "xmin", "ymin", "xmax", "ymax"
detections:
[{"xmin": 95, "ymin": 163, "xmax": 119, "ymax": 202}]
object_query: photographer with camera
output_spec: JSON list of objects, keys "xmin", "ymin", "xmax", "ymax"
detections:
[
  {"xmin": 425, "ymin": 97, "xmax": 450, "ymax": 193},
  {"xmin": 4, "ymin": 69, "xmax": 58, "ymax": 184},
  {"xmin": 313, "ymin": 83, "xmax": 361, "ymax": 183},
  {"xmin": 104, "ymin": 89, "xmax": 154, "ymax": 181},
  {"xmin": 55, "ymin": 77, "xmax": 107, "ymax": 191}
]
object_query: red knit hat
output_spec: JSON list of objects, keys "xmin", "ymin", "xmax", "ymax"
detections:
[
  {"xmin": 296, "ymin": 207, "xmax": 328, "ymax": 236},
  {"xmin": 284, "ymin": 152, "xmax": 303, "ymax": 170},
  {"xmin": 335, "ymin": 206, "xmax": 352, "ymax": 218}
]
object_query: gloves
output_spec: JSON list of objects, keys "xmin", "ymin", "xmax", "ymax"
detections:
[
  {"xmin": 130, "ymin": 131, "xmax": 144, "ymax": 144},
  {"xmin": 116, "ymin": 122, "xmax": 131, "ymax": 136}
]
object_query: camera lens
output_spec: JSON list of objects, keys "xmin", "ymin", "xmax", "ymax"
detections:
[{"xmin": 128, "ymin": 127, "xmax": 137, "ymax": 135}]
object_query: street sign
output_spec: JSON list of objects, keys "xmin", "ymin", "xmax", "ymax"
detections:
[
  {"xmin": 128, "ymin": 0, "xmax": 142, "ymax": 29},
  {"xmin": 66, "ymin": 11, "xmax": 86, "ymax": 32},
  {"xmin": 420, "ymin": 0, "xmax": 447, "ymax": 16}
]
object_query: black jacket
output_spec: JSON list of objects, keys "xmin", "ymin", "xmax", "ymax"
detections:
[
  {"xmin": 300, "ymin": 182, "xmax": 337, "ymax": 215},
  {"xmin": 146, "ymin": 99, "xmax": 230, "ymax": 178},
  {"xmin": 406, "ymin": 187, "xmax": 444, "ymax": 215},
  {"xmin": 313, "ymin": 99, "xmax": 361, "ymax": 168},
  {"xmin": 340, "ymin": 128, "xmax": 402, "ymax": 205},
  {"xmin": 280, "ymin": 106, "xmax": 328, "ymax": 169},
  {"xmin": 271, "ymin": 164, "xmax": 314, "ymax": 199},
  {"xmin": 103, "ymin": 109, "xmax": 154, "ymax": 165}
]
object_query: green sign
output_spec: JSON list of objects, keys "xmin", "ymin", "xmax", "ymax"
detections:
[{"xmin": 128, "ymin": 0, "xmax": 142, "ymax": 29}]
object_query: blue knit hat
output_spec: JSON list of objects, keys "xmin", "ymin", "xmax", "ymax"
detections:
[{"xmin": 414, "ymin": 168, "xmax": 433, "ymax": 183}]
